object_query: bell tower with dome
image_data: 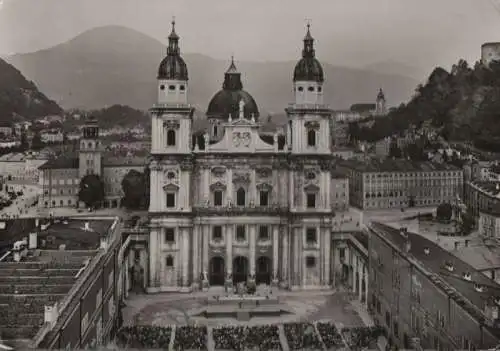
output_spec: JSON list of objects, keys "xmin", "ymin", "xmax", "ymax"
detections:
[
  {"xmin": 286, "ymin": 23, "xmax": 332, "ymax": 155},
  {"xmin": 148, "ymin": 19, "xmax": 195, "ymax": 292}
]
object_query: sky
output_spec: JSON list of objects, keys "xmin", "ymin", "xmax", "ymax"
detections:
[{"xmin": 1, "ymin": 0, "xmax": 500, "ymax": 73}]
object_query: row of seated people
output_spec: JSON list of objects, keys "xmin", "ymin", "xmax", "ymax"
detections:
[
  {"xmin": 117, "ymin": 326, "xmax": 172, "ymax": 348},
  {"xmin": 283, "ymin": 322, "xmax": 323, "ymax": 350},
  {"xmin": 316, "ymin": 322, "xmax": 345, "ymax": 349},
  {"xmin": 212, "ymin": 325, "xmax": 282, "ymax": 351},
  {"xmin": 116, "ymin": 323, "xmax": 384, "ymax": 350},
  {"xmin": 173, "ymin": 325, "xmax": 208, "ymax": 350}
]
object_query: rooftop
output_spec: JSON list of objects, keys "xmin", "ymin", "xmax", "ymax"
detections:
[
  {"xmin": 371, "ymin": 222, "xmax": 500, "ymax": 317},
  {"xmin": 454, "ymin": 244, "xmax": 500, "ymax": 271},
  {"xmin": 0, "ymin": 217, "xmax": 116, "ymax": 347},
  {"xmin": 342, "ymin": 159, "xmax": 461, "ymax": 173},
  {"xmin": 470, "ymin": 180, "xmax": 500, "ymax": 198}
]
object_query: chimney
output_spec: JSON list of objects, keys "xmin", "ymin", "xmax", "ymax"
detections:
[
  {"xmin": 84, "ymin": 222, "xmax": 90, "ymax": 231},
  {"xmin": 100, "ymin": 236, "xmax": 108, "ymax": 250},
  {"xmin": 404, "ymin": 240, "xmax": 411, "ymax": 253},
  {"xmin": 35, "ymin": 218, "xmax": 39, "ymax": 228},
  {"xmin": 29, "ymin": 232, "xmax": 37, "ymax": 249}
]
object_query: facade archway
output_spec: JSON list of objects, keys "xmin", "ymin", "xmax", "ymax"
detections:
[
  {"xmin": 233, "ymin": 256, "xmax": 248, "ymax": 284},
  {"xmin": 209, "ymin": 256, "xmax": 225, "ymax": 286},
  {"xmin": 256, "ymin": 256, "xmax": 272, "ymax": 285}
]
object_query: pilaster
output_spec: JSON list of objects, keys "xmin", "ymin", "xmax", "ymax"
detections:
[
  {"xmin": 149, "ymin": 228, "xmax": 158, "ymax": 288},
  {"xmin": 226, "ymin": 225, "xmax": 233, "ymax": 274},
  {"xmin": 202, "ymin": 225, "xmax": 209, "ymax": 275},
  {"xmin": 282, "ymin": 227, "xmax": 289, "ymax": 285},
  {"xmin": 249, "ymin": 225, "xmax": 256, "ymax": 275},
  {"xmin": 193, "ymin": 225, "xmax": 200, "ymax": 282},
  {"xmin": 324, "ymin": 230, "xmax": 331, "ymax": 285},
  {"xmin": 272, "ymin": 226, "xmax": 279, "ymax": 276},
  {"xmin": 203, "ymin": 168, "xmax": 210, "ymax": 203},
  {"xmin": 289, "ymin": 170, "xmax": 295, "ymax": 209},
  {"xmin": 182, "ymin": 227, "xmax": 189, "ymax": 287},
  {"xmin": 227, "ymin": 169, "xmax": 233, "ymax": 204},
  {"xmin": 250, "ymin": 170, "xmax": 256, "ymax": 205}
]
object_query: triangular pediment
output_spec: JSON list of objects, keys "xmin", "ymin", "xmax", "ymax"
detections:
[
  {"xmin": 304, "ymin": 184, "xmax": 320, "ymax": 193},
  {"xmin": 209, "ymin": 181, "xmax": 227, "ymax": 191},
  {"xmin": 163, "ymin": 183, "xmax": 179, "ymax": 191}
]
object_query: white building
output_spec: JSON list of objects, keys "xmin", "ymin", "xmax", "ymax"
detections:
[{"xmin": 143, "ymin": 21, "xmax": 358, "ymax": 292}]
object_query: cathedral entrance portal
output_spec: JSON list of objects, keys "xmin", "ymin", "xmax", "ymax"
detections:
[
  {"xmin": 256, "ymin": 256, "xmax": 271, "ymax": 285},
  {"xmin": 209, "ymin": 256, "xmax": 225, "ymax": 286},
  {"xmin": 233, "ymin": 256, "xmax": 248, "ymax": 285}
]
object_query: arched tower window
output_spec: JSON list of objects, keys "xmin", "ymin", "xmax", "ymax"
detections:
[
  {"xmin": 236, "ymin": 188, "xmax": 246, "ymax": 206},
  {"xmin": 166, "ymin": 130, "xmax": 176, "ymax": 146},
  {"xmin": 307, "ymin": 129, "xmax": 316, "ymax": 147},
  {"xmin": 213, "ymin": 125, "xmax": 218, "ymax": 137},
  {"xmin": 88, "ymin": 142, "xmax": 92, "ymax": 149}
]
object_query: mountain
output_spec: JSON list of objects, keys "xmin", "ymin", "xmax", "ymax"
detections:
[
  {"xmin": 5, "ymin": 25, "xmax": 419, "ymax": 113},
  {"xmin": 0, "ymin": 58, "xmax": 62, "ymax": 122},
  {"xmin": 363, "ymin": 60, "xmax": 428, "ymax": 82}
]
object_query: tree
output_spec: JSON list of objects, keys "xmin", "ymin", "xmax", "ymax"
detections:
[
  {"xmin": 388, "ymin": 141, "xmax": 402, "ymax": 159},
  {"xmin": 436, "ymin": 202, "xmax": 453, "ymax": 221},
  {"xmin": 31, "ymin": 131, "xmax": 44, "ymax": 150},
  {"xmin": 121, "ymin": 170, "xmax": 147, "ymax": 210},
  {"xmin": 78, "ymin": 174, "xmax": 105, "ymax": 208}
]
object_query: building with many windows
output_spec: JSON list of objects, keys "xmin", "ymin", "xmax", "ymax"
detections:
[
  {"xmin": 368, "ymin": 222, "xmax": 500, "ymax": 350},
  {"xmin": 340, "ymin": 159, "xmax": 463, "ymax": 210},
  {"xmin": 141, "ymin": 20, "xmax": 356, "ymax": 292},
  {"xmin": 0, "ymin": 217, "xmax": 121, "ymax": 350},
  {"xmin": 38, "ymin": 117, "xmax": 147, "ymax": 209}
]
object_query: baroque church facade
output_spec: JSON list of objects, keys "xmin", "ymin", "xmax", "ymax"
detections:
[{"xmin": 147, "ymin": 20, "xmax": 353, "ymax": 292}]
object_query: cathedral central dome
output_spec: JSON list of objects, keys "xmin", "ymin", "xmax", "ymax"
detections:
[{"xmin": 206, "ymin": 57, "xmax": 259, "ymax": 121}]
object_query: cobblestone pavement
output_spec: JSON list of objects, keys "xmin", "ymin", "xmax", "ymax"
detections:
[{"xmin": 123, "ymin": 289, "xmax": 365, "ymax": 328}]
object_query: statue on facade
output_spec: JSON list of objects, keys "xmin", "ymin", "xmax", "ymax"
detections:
[
  {"xmin": 247, "ymin": 274, "xmax": 256, "ymax": 295},
  {"xmin": 239, "ymin": 99, "xmax": 245, "ymax": 119},
  {"xmin": 203, "ymin": 133, "xmax": 209, "ymax": 147},
  {"xmin": 202, "ymin": 270, "xmax": 209, "ymax": 290},
  {"xmin": 224, "ymin": 272, "xmax": 233, "ymax": 293}
]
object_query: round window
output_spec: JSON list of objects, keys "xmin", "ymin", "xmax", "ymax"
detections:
[
  {"xmin": 306, "ymin": 172, "xmax": 316, "ymax": 180},
  {"xmin": 308, "ymin": 86, "xmax": 315, "ymax": 92},
  {"xmin": 169, "ymin": 85, "xmax": 176, "ymax": 90},
  {"xmin": 179, "ymin": 85, "xmax": 185, "ymax": 91},
  {"xmin": 167, "ymin": 172, "xmax": 176, "ymax": 179},
  {"xmin": 298, "ymin": 86, "xmax": 304, "ymax": 92},
  {"xmin": 160, "ymin": 85, "xmax": 165, "ymax": 90}
]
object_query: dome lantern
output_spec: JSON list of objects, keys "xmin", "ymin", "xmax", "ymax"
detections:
[
  {"xmin": 157, "ymin": 18, "xmax": 188, "ymax": 81},
  {"xmin": 293, "ymin": 23, "xmax": 324, "ymax": 83}
]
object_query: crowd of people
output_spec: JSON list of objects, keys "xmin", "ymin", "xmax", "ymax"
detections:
[
  {"xmin": 341, "ymin": 325, "xmax": 386, "ymax": 350},
  {"xmin": 212, "ymin": 325, "xmax": 282, "ymax": 351},
  {"xmin": 116, "ymin": 326, "xmax": 171, "ymax": 348},
  {"xmin": 173, "ymin": 325, "xmax": 207, "ymax": 350},
  {"xmin": 283, "ymin": 322, "xmax": 323, "ymax": 350},
  {"xmin": 316, "ymin": 322, "xmax": 346, "ymax": 349},
  {"xmin": 115, "ymin": 323, "xmax": 385, "ymax": 350}
]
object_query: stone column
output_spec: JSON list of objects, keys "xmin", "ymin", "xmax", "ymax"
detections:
[
  {"xmin": 324, "ymin": 229, "xmax": 331, "ymax": 286},
  {"xmin": 226, "ymin": 225, "xmax": 233, "ymax": 274},
  {"xmin": 294, "ymin": 227, "xmax": 300, "ymax": 287},
  {"xmin": 364, "ymin": 272, "xmax": 368, "ymax": 305},
  {"xmin": 182, "ymin": 228, "xmax": 189, "ymax": 287},
  {"xmin": 203, "ymin": 168, "xmax": 210, "ymax": 203},
  {"xmin": 202, "ymin": 225, "xmax": 209, "ymax": 275},
  {"xmin": 193, "ymin": 225, "xmax": 200, "ymax": 282},
  {"xmin": 282, "ymin": 227, "xmax": 289, "ymax": 283},
  {"xmin": 352, "ymin": 253, "xmax": 357, "ymax": 293},
  {"xmin": 272, "ymin": 169, "xmax": 278, "ymax": 205},
  {"xmin": 289, "ymin": 170, "xmax": 295, "ymax": 208},
  {"xmin": 250, "ymin": 170, "xmax": 256, "ymax": 205},
  {"xmin": 149, "ymin": 228, "xmax": 158, "ymax": 287},
  {"xmin": 358, "ymin": 265, "xmax": 363, "ymax": 301},
  {"xmin": 325, "ymin": 174, "xmax": 331, "ymax": 210},
  {"xmin": 184, "ymin": 171, "xmax": 190, "ymax": 209},
  {"xmin": 227, "ymin": 169, "xmax": 233, "ymax": 204},
  {"xmin": 250, "ymin": 225, "xmax": 256, "ymax": 275},
  {"xmin": 272, "ymin": 226, "xmax": 279, "ymax": 277}
]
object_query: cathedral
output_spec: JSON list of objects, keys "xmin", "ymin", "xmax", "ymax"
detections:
[{"xmin": 146, "ymin": 20, "xmax": 352, "ymax": 292}]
